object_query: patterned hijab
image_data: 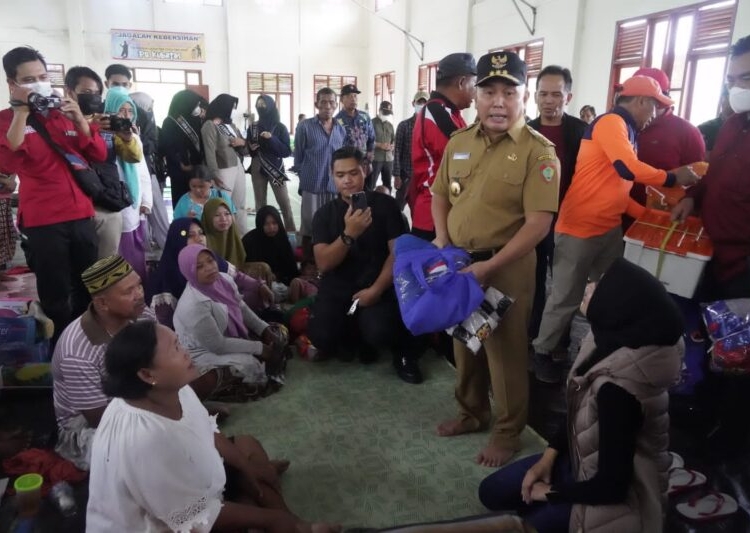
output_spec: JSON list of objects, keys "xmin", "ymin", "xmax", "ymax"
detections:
[
  {"xmin": 201, "ymin": 198, "xmax": 246, "ymax": 268},
  {"xmin": 147, "ymin": 218, "xmax": 231, "ymax": 303},
  {"xmin": 177, "ymin": 245, "xmax": 247, "ymax": 338}
]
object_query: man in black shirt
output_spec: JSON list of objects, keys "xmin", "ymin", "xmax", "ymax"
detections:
[{"xmin": 309, "ymin": 146, "xmax": 422, "ymax": 384}]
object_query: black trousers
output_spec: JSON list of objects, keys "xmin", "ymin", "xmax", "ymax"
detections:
[
  {"xmin": 395, "ymin": 176, "xmax": 410, "ymax": 211},
  {"xmin": 308, "ymin": 285, "xmax": 415, "ymax": 359},
  {"xmin": 23, "ymin": 218, "xmax": 98, "ymax": 344},
  {"xmin": 530, "ymin": 227, "xmax": 555, "ymax": 340},
  {"xmin": 369, "ymin": 161, "xmax": 393, "ymax": 190}
]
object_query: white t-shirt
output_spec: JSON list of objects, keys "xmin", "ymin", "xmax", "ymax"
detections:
[{"xmin": 86, "ymin": 386, "xmax": 226, "ymax": 532}]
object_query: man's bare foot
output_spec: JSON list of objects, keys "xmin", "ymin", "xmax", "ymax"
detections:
[
  {"xmin": 436, "ymin": 418, "xmax": 478, "ymax": 437},
  {"xmin": 271, "ymin": 459, "xmax": 290, "ymax": 475},
  {"xmin": 476, "ymin": 443, "xmax": 517, "ymax": 467}
]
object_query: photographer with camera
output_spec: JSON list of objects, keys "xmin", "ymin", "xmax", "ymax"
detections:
[
  {"xmin": 64, "ymin": 66, "xmax": 124, "ymax": 259},
  {"xmin": 0, "ymin": 46, "xmax": 107, "ymax": 346}
]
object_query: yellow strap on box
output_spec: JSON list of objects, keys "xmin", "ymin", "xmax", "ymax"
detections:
[{"xmin": 655, "ymin": 221, "xmax": 679, "ymax": 279}]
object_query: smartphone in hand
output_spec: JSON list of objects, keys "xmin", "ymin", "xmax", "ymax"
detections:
[{"xmin": 351, "ymin": 191, "xmax": 367, "ymax": 212}]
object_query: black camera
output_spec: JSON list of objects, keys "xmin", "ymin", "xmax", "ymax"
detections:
[
  {"xmin": 28, "ymin": 92, "xmax": 63, "ymax": 112},
  {"xmin": 108, "ymin": 115, "xmax": 133, "ymax": 133}
]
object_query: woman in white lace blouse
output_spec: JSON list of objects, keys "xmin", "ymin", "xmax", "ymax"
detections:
[{"xmin": 86, "ymin": 320, "xmax": 339, "ymax": 533}]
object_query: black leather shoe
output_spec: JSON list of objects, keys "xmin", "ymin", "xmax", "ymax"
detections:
[{"xmin": 394, "ymin": 356, "xmax": 423, "ymax": 384}]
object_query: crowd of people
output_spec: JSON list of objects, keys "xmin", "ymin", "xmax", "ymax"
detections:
[{"xmin": 0, "ymin": 29, "xmax": 749, "ymax": 531}]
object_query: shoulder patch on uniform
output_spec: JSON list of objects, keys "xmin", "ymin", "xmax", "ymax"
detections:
[
  {"xmin": 450, "ymin": 122, "xmax": 477, "ymax": 138},
  {"xmin": 537, "ymin": 153, "xmax": 557, "ymax": 161},
  {"xmin": 526, "ymin": 126, "xmax": 555, "ymax": 147}
]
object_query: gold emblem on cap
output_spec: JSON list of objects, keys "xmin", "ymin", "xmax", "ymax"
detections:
[
  {"xmin": 450, "ymin": 178, "xmax": 462, "ymax": 196},
  {"xmin": 491, "ymin": 55, "xmax": 508, "ymax": 68}
]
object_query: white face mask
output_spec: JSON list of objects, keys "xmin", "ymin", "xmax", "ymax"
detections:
[
  {"xmin": 414, "ymin": 104, "xmax": 425, "ymax": 114},
  {"xmin": 379, "ymin": 112, "xmax": 392, "ymax": 122},
  {"xmin": 191, "ymin": 104, "xmax": 202, "ymax": 117},
  {"xmin": 19, "ymin": 80, "xmax": 53, "ymax": 97},
  {"xmin": 728, "ymin": 86, "xmax": 750, "ymax": 114}
]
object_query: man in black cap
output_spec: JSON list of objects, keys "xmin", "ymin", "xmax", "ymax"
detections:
[
  {"xmin": 335, "ymin": 84, "xmax": 375, "ymax": 180},
  {"xmin": 410, "ymin": 52, "xmax": 476, "ymax": 241},
  {"xmin": 371, "ymin": 100, "xmax": 395, "ymax": 191},
  {"xmin": 431, "ymin": 51, "xmax": 561, "ymax": 468}
]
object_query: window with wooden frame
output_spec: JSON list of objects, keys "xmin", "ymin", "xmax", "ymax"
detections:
[
  {"xmin": 248, "ymin": 72, "xmax": 294, "ymax": 133},
  {"xmin": 489, "ymin": 40, "xmax": 544, "ymax": 118},
  {"xmin": 609, "ymin": 0, "xmax": 737, "ymax": 124},
  {"xmin": 313, "ymin": 74, "xmax": 357, "ymax": 111},
  {"xmin": 417, "ymin": 62, "xmax": 438, "ymax": 94},
  {"xmin": 374, "ymin": 71, "xmax": 396, "ymax": 111},
  {"xmin": 133, "ymin": 68, "xmax": 205, "ymax": 125}
]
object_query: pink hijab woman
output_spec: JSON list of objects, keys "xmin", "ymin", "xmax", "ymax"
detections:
[{"xmin": 177, "ymin": 244, "xmax": 248, "ymax": 338}]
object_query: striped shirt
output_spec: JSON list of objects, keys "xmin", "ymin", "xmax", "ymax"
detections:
[
  {"xmin": 294, "ymin": 117, "xmax": 346, "ymax": 194},
  {"xmin": 52, "ymin": 305, "xmax": 155, "ymax": 426}
]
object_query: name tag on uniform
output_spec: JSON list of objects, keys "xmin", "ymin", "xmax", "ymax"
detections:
[{"xmin": 453, "ymin": 152, "xmax": 470, "ymax": 160}]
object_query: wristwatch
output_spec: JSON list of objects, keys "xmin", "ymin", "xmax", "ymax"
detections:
[{"xmin": 340, "ymin": 231, "xmax": 354, "ymax": 246}]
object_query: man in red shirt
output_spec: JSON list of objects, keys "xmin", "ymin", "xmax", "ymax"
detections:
[
  {"xmin": 673, "ymin": 36, "xmax": 750, "ymax": 300},
  {"xmin": 409, "ymin": 53, "xmax": 476, "ymax": 241},
  {"xmin": 1, "ymin": 47, "xmax": 106, "ymax": 343},
  {"xmin": 627, "ymin": 67, "xmax": 705, "ymax": 227},
  {"xmin": 672, "ymin": 35, "xmax": 750, "ymax": 457}
]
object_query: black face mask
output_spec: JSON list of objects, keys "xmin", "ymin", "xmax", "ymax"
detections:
[{"xmin": 77, "ymin": 93, "xmax": 104, "ymax": 115}]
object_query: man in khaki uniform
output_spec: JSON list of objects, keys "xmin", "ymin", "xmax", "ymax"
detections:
[{"xmin": 432, "ymin": 51, "xmax": 560, "ymax": 467}]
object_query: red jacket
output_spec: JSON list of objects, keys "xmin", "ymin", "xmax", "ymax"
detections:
[
  {"xmin": 686, "ymin": 112, "xmax": 750, "ymax": 282},
  {"xmin": 0, "ymin": 109, "xmax": 106, "ymax": 228},
  {"xmin": 409, "ymin": 91, "xmax": 466, "ymax": 232}
]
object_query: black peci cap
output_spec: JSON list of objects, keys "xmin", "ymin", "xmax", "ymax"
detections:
[{"xmin": 475, "ymin": 51, "xmax": 527, "ymax": 86}]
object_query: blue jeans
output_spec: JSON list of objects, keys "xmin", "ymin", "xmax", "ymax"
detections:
[{"xmin": 478, "ymin": 453, "xmax": 572, "ymax": 533}]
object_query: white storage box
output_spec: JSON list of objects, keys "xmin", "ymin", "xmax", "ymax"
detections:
[{"xmin": 623, "ymin": 210, "xmax": 713, "ymax": 299}]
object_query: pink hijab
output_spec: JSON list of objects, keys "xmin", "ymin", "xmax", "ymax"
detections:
[{"xmin": 178, "ymin": 244, "xmax": 248, "ymax": 338}]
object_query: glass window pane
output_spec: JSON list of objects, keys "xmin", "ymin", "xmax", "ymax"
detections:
[
  {"xmin": 279, "ymin": 94, "xmax": 292, "ymax": 134},
  {"xmin": 161, "ymin": 69, "xmax": 186, "ymax": 84},
  {"xmin": 618, "ymin": 66, "xmax": 640, "ymax": 84},
  {"xmin": 136, "ymin": 82, "xmax": 185, "ymax": 126},
  {"xmin": 689, "ymin": 57, "xmax": 727, "ymax": 124},
  {"xmin": 670, "ymin": 89, "xmax": 683, "ymax": 118},
  {"xmin": 135, "ymin": 68, "xmax": 161, "ymax": 82},
  {"xmin": 650, "ymin": 20, "xmax": 669, "ymax": 68},
  {"xmin": 672, "ymin": 15, "xmax": 694, "ymax": 89},
  {"xmin": 525, "ymin": 76, "xmax": 538, "ymax": 119},
  {"xmin": 186, "ymin": 72, "xmax": 201, "ymax": 85}
]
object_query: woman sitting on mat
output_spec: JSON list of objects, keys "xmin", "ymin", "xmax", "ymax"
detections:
[
  {"xmin": 242, "ymin": 206, "xmax": 299, "ymax": 286},
  {"xmin": 173, "ymin": 245, "xmax": 287, "ymax": 400},
  {"xmin": 478, "ymin": 258, "xmax": 684, "ymax": 533},
  {"xmin": 86, "ymin": 320, "xmax": 339, "ymax": 533},
  {"xmin": 149, "ymin": 218, "xmax": 273, "ymax": 329}
]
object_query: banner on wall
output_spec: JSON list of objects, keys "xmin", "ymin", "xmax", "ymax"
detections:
[{"xmin": 110, "ymin": 29, "xmax": 205, "ymax": 62}]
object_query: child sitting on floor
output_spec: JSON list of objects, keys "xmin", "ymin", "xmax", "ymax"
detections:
[{"xmin": 173, "ymin": 164, "xmax": 236, "ymax": 220}]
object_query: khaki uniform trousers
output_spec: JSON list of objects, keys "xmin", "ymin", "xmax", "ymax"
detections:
[{"xmin": 453, "ymin": 250, "xmax": 536, "ymax": 450}]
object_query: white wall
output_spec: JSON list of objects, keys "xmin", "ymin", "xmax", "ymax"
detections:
[
  {"xmin": 365, "ymin": 0, "xmax": 750, "ymax": 124},
  {"xmin": 0, "ymin": 0, "xmax": 748, "ymax": 126},
  {"xmin": 0, "ymin": 0, "xmax": 369, "ymax": 128}
]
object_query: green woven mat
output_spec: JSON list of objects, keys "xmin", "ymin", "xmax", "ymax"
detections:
[{"xmin": 220, "ymin": 353, "xmax": 546, "ymax": 529}]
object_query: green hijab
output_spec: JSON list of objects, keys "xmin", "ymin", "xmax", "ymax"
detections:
[{"xmin": 201, "ymin": 198, "xmax": 246, "ymax": 267}]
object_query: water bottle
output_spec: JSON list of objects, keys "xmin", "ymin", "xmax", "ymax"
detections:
[{"xmin": 49, "ymin": 481, "xmax": 77, "ymax": 517}]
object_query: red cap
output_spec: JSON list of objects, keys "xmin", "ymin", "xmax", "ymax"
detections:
[
  {"xmin": 620, "ymin": 76, "xmax": 674, "ymax": 107},
  {"xmin": 634, "ymin": 67, "xmax": 670, "ymax": 93}
]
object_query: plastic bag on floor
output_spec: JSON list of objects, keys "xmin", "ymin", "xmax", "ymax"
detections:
[{"xmin": 446, "ymin": 287, "xmax": 514, "ymax": 354}]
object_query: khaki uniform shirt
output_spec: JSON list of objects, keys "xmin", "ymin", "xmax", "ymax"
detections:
[{"xmin": 431, "ymin": 117, "xmax": 561, "ymax": 250}]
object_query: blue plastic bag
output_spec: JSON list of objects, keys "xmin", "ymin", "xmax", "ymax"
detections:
[{"xmin": 393, "ymin": 234, "xmax": 484, "ymax": 335}]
